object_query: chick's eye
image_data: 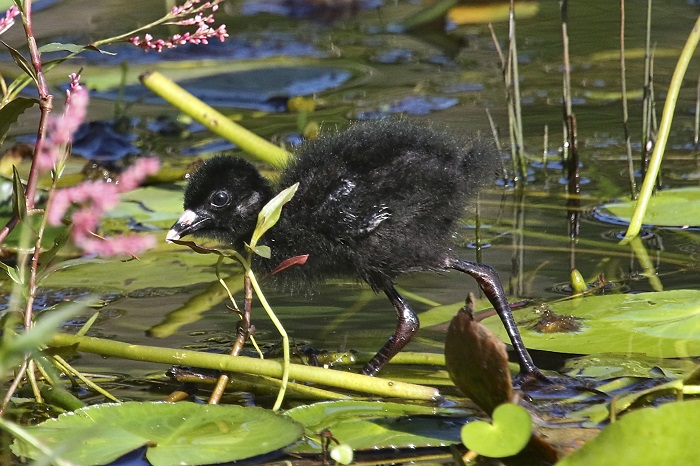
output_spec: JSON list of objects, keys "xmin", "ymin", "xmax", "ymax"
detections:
[{"xmin": 210, "ymin": 191, "xmax": 230, "ymax": 208}]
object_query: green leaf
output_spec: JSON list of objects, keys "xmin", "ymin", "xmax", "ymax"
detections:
[
  {"xmin": 38, "ymin": 42, "xmax": 89, "ymax": 54},
  {"xmin": 0, "ymin": 96, "xmax": 38, "ymax": 145},
  {"xmin": 0, "ymin": 40, "xmax": 37, "ymax": 82},
  {"xmin": 252, "ymin": 244, "xmax": 271, "ymax": 258},
  {"xmin": 286, "ymin": 400, "xmax": 468, "ymax": 453},
  {"xmin": 11, "ymin": 165, "xmax": 26, "ymax": 220},
  {"xmin": 460, "ymin": 403, "xmax": 532, "ymax": 458},
  {"xmin": 482, "ymin": 290, "xmax": 700, "ymax": 358},
  {"xmin": 250, "ymin": 182, "xmax": 299, "ymax": 249},
  {"xmin": 594, "ymin": 187, "xmax": 700, "ymax": 228},
  {"xmin": 0, "ymin": 260, "xmax": 21, "ymax": 284},
  {"xmin": 12, "ymin": 402, "xmax": 304, "ymax": 466},
  {"xmin": 0, "ymin": 302, "xmax": 85, "ymax": 377},
  {"xmin": 556, "ymin": 400, "xmax": 700, "ymax": 466}
]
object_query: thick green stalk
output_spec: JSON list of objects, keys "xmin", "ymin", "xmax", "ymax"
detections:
[
  {"xmin": 620, "ymin": 15, "xmax": 700, "ymax": 243},
  {"xmin": 49, "ymin": 333, "xmax": 441, "ymax": 401},
  {"xmin": 140, "ymin": 71, "xmax": 290, "ymax": 168}
]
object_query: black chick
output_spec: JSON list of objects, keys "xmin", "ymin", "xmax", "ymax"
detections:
[{"xmin": 167, "ymin": 119, "xmax": 541, "ymax": 378}]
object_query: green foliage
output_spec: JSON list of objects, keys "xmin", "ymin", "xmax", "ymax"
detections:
[
  {"xmin": 0, "ymin": 96, "xmax": 37, "ymax": 144},
  {"xmin": 286, "ymin": 400, "xmax": 467, "ymax": 453},
  {"xmin": 556, "ymin": 400, "xmax": 700, "ymax": 466},
  {"xmin": 10, "ymin": 166, "xmax": 26, "ymax": 220},
  {"xmin": 249, "ymin": 182, "xmax": 299, "ymax": 252},
  {"xmin": 597, "ymin": 187, "xmax": 700, "ymax": 228},
  {"xmin": 482, "ymin": 290, "xmax": 700, "ymax": 358},
  {"xmin": 460, "ymin": 403, "xmax": 532, "ymax": 458},
  {"xmin": 0, "ymin": 304, "xmax": 83, "ymax": 378},
  {"xmin": 11, "ymin": 402, "xmax": 305, "ymax": 465}
]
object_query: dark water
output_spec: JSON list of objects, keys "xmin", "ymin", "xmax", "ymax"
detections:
[{"xmin": 1, "ymin": 0, "xmax": 699, "ymax": 402}]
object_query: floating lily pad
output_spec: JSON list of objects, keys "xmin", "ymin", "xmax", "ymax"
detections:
[
  {"xmin": 482, "ymin": 290, "xmax": 700, "ymax": 358},
  {"xmin": 286, "ymin": 400, "xmax": 471, "ymax": 453},
  {"xmin": 556, "ymin": 400, "xmax": 700, "ymax": 466},
  {"xmin": 41, "ymin": 245, "xmax": 229, "ymax": 293},
  {"xmin": 11, "ymin": 402, "xmax": 304, "ymax": 466},
  {"xmin": 110, "ymin": 185, "xmax": 185, "ymax": 229},
  {"xmin": 593, "ymin": 187, "xmax": 700, "ymax": 228},
  {"xmin": 460, "ymin": 403, "xmax": 532, "ymax": 458}
]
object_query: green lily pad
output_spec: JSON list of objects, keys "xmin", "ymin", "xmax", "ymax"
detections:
[
  {"xmin": 556, "ymin": 400, "xmax": 700, "ymax": 466},
  {"xmin": 593, "ymin": 187, "xmax": 700, "ymax": 228},
  {"xmin": 460, "ymin": 403, "xmax": 532, "ymax": 458},
  {"xmin": 482, "ymin": 290, "xmax": 700, "ymax": 358},
  {"xmin": 109, "ymin": 185, "xmax": 186, "ymax": 229},
  {"xmin": 40, "ymin": 244, "xmax": 228, "ymax": 293},
  {"xmin": 12, "ymin": 402, "xmax": 304, "ymax": 466},
  {"xmin": 286, "ymin": 400, "xmax": 471, "ymax": 453}
]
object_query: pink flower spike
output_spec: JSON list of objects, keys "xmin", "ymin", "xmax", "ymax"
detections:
[
  {"xmin": 117, "ymin": 157, "xmax": 161, "ymax": 193},
  {"xmin": 0, "ymin": 6, "xmax": 19, "ymax": 36},
  {"xmin": 79, "ymin": 232, "xmax": 157, "ymax": 258}
]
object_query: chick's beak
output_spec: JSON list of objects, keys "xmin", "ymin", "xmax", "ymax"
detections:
[{"xmin": 166, "ymin": 209, "xmax": 206, "ymax": 243}]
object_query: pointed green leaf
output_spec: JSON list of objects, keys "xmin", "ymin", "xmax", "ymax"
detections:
[
  {"xmin": 38, "ymin": 42, "xmax": 88, "ymax": 54},
  {"xmin": 36, "ymin": 227, "xmax": 72, "ymax": 283},
  {"xmin": 0, "ymin": 260, "xmax": 21, "ymax": 284},
  {"xmin": 250, "ymin": 182, "xmax": 298, "ymax": 249},
  {"xmin": 252, "ymin": 244, "xmax": 271, "ymax": 258},
  {"xmin": 11, "ymin": 165, "xmax": 26, "ymax": 220},
  {"xmin": 0, "ymin": 40, "xmax": 37, "ymax": 82},
  {"xmin": 0, "ymin": 96, "xmax": 37, "ymax": 144},
  {"xmin": 0, "ymin": 301, "xmax": 85, "ymax": 377}
]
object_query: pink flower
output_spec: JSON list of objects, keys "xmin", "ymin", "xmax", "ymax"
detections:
[
  {"xmin": 129, "ymin": 0, "xmax": 228, "ymax": 52},
  {"xmin": 36, "ymin": 79, "xmax": 90, "ymax": 173},
  {"xmin": 0, "ymin": 6, "xmax": 19, "ymax": 36},
  {"xmin": 48, "ymin": 157, "xmax": 161, "ymax": 257}
]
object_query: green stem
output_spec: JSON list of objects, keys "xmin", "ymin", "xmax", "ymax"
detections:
[
  {"xmin": 620, "ymin": 15, "xmax": 700, "ymax": 244},
  {"xmin": 49, "ymin": 333, "xmax": 441, "ymax": 401},
  {"xmin": 247, "ymin": 269, "xmax": 289, "ymax": 411},
  {"xmin": 139, "ymin": 71, "xmax": 290, "ymax": 168}
]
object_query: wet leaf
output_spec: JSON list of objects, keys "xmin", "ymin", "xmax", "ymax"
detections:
[
  {"xmin": 594, "ymin": 187, "xmax": 700, "ymax": 228},
  {"xmin": 444, "ymin": 300, "xmax": 513, "ymax": 415},
  {"xmin": 286, "ymin": 400, "xmax": 469, "ymax": 453},
  {"xmin": 12, "ymin": 402, "xmax": 304, "ymax": 466},
  {"xmin": 482, "ymin": 290, "xmax": 700, "ymax": 358},
  {"xmin": 461, "ymin": 403, "xmax": 532, "ymax": 458},
  {"xmin": 557, "ymin": 400, "xmax": 700, "ymax": 466}
]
